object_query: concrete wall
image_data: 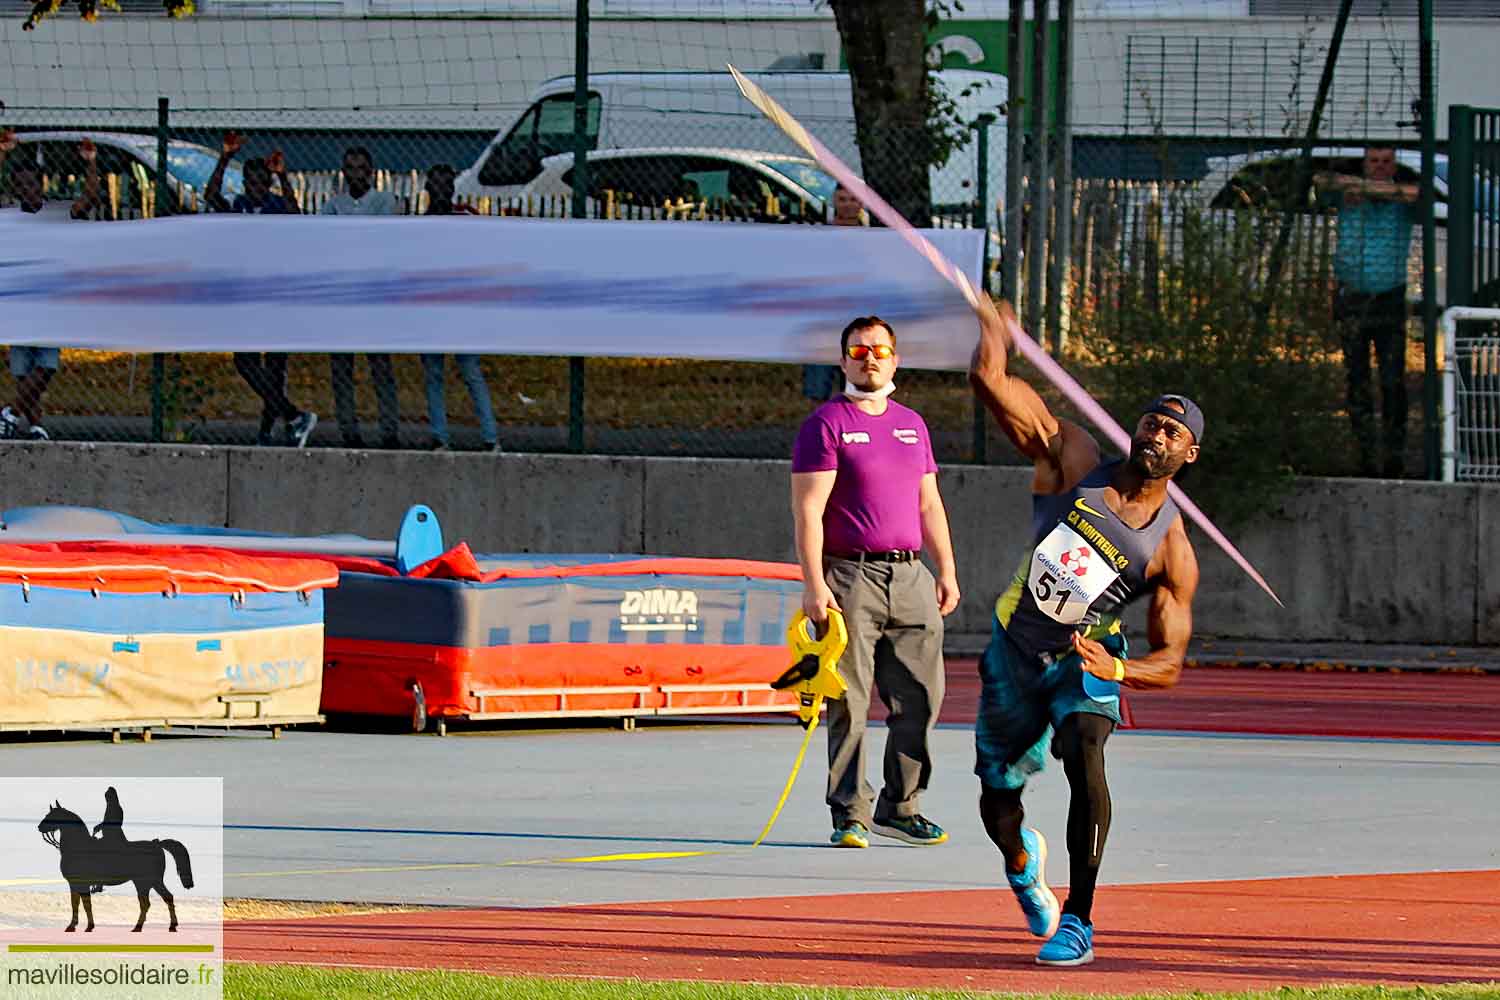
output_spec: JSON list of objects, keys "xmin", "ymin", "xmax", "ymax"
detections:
[
  {"xmin": 0, "ymin": 444, "xmax": 229, "ymax": 525},
  {"xmin": 1, "ymin": 442, "xmax": 1494, "ymax": 645},
  {"xmin": 1480, "ymin": 490, "xmax": 1500, "ymax": 646},
  {"xmin": 225, "ymin": 449, "xmax": 648, "ymax": 554}
]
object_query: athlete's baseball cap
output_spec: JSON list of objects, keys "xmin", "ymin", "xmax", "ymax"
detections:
[{"xmin": 1143, "ymin": 394, "xmax": 1204, "ymax": 444}]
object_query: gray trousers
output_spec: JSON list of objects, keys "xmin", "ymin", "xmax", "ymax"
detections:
[
  {"xmin": 823, "ymin": 555, "xmax": 946, "ymax": 827},
  {"xmin": 330, "ymin": 353, "xmax": 400, "ymax": 446}
]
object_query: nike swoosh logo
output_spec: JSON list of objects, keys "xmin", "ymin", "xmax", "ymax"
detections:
[{"xmin": 1074, "ymin": 498, "xmax": 1106, "ymax": 517}]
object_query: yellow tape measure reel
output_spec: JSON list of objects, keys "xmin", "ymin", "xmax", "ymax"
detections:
[{"xmin": 771, "ymin": 607, "xmax": 849, "ymax": 728}]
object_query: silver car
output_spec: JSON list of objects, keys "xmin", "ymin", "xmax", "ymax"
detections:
[
  {"xmin": 519, "ymin": 147, "xmax": 838, "ymax": 223},
  {"xmin": 7, "ymin": 130, "xmax": 244, "ymax": 215}
]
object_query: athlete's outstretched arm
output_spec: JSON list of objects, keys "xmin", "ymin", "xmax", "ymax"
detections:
[
  {"xmin": 1071, "ymin": 519, "xmax": 1199, "ymax": 689},
  {"xmin": 968, "ymin": 296, "xmax": 1099, "ymax": 493}
]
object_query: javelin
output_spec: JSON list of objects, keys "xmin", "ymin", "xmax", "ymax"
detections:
[{"xmin": 727, "ymin": 64, "xmax": 1282, "ymax": 607}]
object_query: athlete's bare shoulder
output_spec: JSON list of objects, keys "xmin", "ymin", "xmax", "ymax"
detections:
[{"xmin": 1148, "ymin": 512, "xmax": 1199, "ymax": 599}]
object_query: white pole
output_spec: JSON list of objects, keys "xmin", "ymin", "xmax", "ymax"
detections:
[
  {"xmin": 0, "ymin": 530, "xmax": 396, "ymax": 558},
  {"xmin": 1439, "ymin": 305, "xmax": 1500, "ymax": 483}
]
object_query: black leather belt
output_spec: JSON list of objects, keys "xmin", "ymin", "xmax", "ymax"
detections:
[{"xmin": 827, "ymin": 550, "xmax": 918, "ymax": 564}]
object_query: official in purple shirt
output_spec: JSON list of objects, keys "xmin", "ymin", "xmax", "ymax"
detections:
[{"xmin": 791, "ymin": 315, "xmax": 960, "ymax": 850}]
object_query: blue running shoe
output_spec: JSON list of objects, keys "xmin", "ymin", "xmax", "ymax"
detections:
[
  {"xmin": 830, "ymin": 820, "xmax": 869, "ymax": 848},
  {"xmin": 1007, "ymin": 827, "xmax": 1060, "ymax": 938},
  {"xmin": 1036, "ymin": 913, "xmax": 1094, "ymax": 966}
]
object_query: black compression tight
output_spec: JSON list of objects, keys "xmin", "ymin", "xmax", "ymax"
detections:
[
  {"xmin": 978, "ymin": 783, "xmax": 1026, "ymax": 871},
  {"xmin": 978, "ymin": 712, "xmax": 1115, "ymax": 924},
  {"xmin": 1056, "ymin": 712, "xmax": 1113, "ymax": 922}
]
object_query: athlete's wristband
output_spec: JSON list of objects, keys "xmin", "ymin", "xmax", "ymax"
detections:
[{"xmin": 1111, "ymin": 657, "xmax": 1126, "ymax": 683}]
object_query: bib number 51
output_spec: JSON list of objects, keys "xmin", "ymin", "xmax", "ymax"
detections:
[{"xmin": 1033, "ymin": 572, "xmax": 1070, "ymax": 616}]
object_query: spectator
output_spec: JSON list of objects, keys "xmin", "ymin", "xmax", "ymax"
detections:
[
  {"xmin": 321, "ymin": 146, "xmax": 400, "ymax": 449},
  {"xmin": 419, "ymin": 164, "xmax": 500, "ymax": 453},
  {"xmin": 206, "ymin": 132, "xmax": 318, "ymax": 448},
  {"xmin": 0, "ymin": 130, "xmax": 100, "ymax": 442},
  {"xmin": 830, "ymin": 181, "xmax": 865, "ymax": 227},
  {"xmin": 320, "ymin": 145, "xmax": 397, "ymax": 216},
  {"xmin": 421, "ymin": 162, "xmax": 478, "ymax": 217},
  {"xmin": 1315, "ymin": 147, "xmax": 1419, "ymax": 477},
  {"xmin": 802, "ymin": 182, "xmax": 865, "ymax": 404}
]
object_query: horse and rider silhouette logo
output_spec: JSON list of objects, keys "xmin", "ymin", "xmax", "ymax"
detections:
[{"xmin": 36, "ymin": 786, "xmax": 194, "ymax": 933}]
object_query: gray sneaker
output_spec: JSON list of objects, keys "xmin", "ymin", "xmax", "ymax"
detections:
[
  {"xmin": 0, "ymin": 407, "xmax": 20, "ymax": 440},
  {"xmin": 27, "ymin": 425, "xmax": 49, "ymax": 441},
  {"xmin": 871, "ymin": 814, "xmax": 949, "ymax": 846}
]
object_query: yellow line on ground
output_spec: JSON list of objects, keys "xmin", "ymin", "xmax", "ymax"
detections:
[
  {"xmin": 227, "ymin": 850, "xmax": 720, "ymax": 880},
  {"xmin": 548, "ymin": 851, "xmax": 717, "ymax": 864}
]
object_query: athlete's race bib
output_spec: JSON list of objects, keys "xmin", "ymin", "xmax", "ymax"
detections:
[{"xmin": 1027, "ymin": 522, "xmax": 1121, "ymax": 624}]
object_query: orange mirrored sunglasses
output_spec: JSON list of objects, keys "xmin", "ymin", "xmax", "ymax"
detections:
[{"xmin": 845, "ymin": 343, "xmax": 894, "ymax": 361}]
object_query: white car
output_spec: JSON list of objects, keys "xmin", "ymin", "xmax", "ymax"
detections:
[
  {"xmin": 1196, "ymin": 146, "xmax": 1460, "ymax": 220},
  {"xmin": 453, "ymin": 69, "xmax": 1007, "ymax": 214},
  {"xmin": 7, "ymin": 130, "xmax": 244, "ymax": 215},
  {"xmin": 518, "ymin": 147, "xmax": 839, "ymax": 223}
]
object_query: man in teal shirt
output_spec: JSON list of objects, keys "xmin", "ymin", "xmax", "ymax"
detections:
[{"xmin": 1315, "ymin": 147, "xmax": 1419, "ymax": 477}]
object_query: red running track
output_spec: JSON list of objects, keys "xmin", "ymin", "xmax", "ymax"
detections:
[
  {"xmin": 226, "ymin": 871, "xmax": 1500, "ymax": 993},
  {"xmin": 882, "ymin": 659, "xmax": 1500, "ymax": 741},
  {"xmin": 223, "ymin": 666, "xmax": 1500, "ymax": 990}
]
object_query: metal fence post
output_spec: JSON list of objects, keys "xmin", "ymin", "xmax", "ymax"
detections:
[
  {"xmin": 1001, "ymin": 0, "xmax": 1024, "ymax": 305},
  {"xmin": 1419, "ymin": 0, "xmax": 1438, "ymax": 479},
  {"xmin": 973, "ymin": 114, "xmax": 996, "ymax": 465},
  {"xmin": 1025, "ymin": 0, "xmax": 1049, "ymax": 343},
  {"xmin": 975, "ymin": 114, "xmax": 995, "ymax": 280},
  {"xmin": 1047, "ymin": 0, "xmax": 1074, "ymax": 353},
  {"xmin": 1446, "ymin": 106, "xmax": 1474, "ymax": 310},
  {"xmin": 568, "ymin": 0, "xmax": 589, "ymax": 454},
  {"xmin": 151, "ymin": 96, "xmax": 169, "ymax": 443}
]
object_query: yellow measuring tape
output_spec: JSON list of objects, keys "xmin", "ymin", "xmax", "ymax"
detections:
[
  {"xmin": 527, "ymin": 609, "xmax": 850, "ymax": 864},
  {"xmin": 751, "ymin": 606, "xmax": 849, "ymax": 845}
]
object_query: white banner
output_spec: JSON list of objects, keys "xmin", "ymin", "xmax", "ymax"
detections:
[{"xmin": 0, "ymin": 215, "xmax": 984, "ymax": 371}]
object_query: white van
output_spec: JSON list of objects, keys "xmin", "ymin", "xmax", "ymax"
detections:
[{"xmin": 454, "ymin": 69, "xmax": 1008, "ymax": 217}]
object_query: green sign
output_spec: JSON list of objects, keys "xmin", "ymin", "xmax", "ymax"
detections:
[{"xmin": 928, "ymin": 20, "xmax": 1062, "ymax": 124}]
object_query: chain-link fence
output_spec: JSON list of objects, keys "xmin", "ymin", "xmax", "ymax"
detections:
[
  {"xmin": 0, "ymin": 121, "xmax": 1438, "ymax": 476},
  {"xmin": 0, "ymin": 0, "xmax": 1470, "ymax": 478}
]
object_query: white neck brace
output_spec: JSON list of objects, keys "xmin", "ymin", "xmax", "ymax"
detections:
[{"xmin": 843, "ymin": 381, "xmax": 896, "ymax": 402}]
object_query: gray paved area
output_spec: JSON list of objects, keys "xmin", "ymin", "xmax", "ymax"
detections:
[{"xmin": 3, "ymin": 722, "xmax": 1497, "ymax": 908}]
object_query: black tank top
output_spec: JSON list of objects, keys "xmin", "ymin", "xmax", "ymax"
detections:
[{"xmin": 998, "ymin": 461, "xmax": 1180, "ymax": 661}]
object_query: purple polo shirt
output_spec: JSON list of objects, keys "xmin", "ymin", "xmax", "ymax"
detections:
[{"xmin": 792, "ymin": 397, "xmax": 938, "ymax": 554}]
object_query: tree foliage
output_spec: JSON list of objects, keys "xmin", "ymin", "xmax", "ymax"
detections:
[
  {"xmin": 1066, "ymin": 202, "xmax": 1346, "ymax": 527},
  {"xmin": 22, "ymin": 0, "xmax": 191, "ymax": 30}
]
